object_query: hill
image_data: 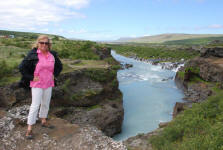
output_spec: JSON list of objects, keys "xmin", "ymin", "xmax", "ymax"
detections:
[
  {"xmin": 163, "ymin": 36, "xmax": 223, "ymax": 45},
  {"xmin": 114, "ymin": 33, "xmax": 223, "ymax": 44},
  {"xmin": 0, "ymin": 30, "xmax": 65, "ymax": 40}
]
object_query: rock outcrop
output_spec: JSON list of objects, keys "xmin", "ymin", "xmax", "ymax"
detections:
[
  {"xmin": 124, "ymin": 128, "xmax": 163, "ymax": 150},
  {"xmin": 200, "ymin": 47, "xmax": 223, "ymax": 58},
  {"xmin": 174, "ymin": 47, "xmax": 223, "ymax": 116}
]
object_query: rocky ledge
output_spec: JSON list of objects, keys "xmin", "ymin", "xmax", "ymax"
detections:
[{"xmin": 0, "ymin": 105, "xmax": 126, "ymax": 150}]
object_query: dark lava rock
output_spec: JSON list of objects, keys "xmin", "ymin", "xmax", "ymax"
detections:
[{"xmin": 200, "ymin": 47, "xmax": 223, "ymax": 58}]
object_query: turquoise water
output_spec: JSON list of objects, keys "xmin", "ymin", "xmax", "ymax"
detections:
[{"xmin": 111, "ymin": 50, "xmax": 184, "ymax": 141}]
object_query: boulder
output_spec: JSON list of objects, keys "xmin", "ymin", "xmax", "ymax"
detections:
[
  {"xmin": 183, "ymin": 83, "xmax": 212, "ymax": 103},
  {"xmin": 53, "ymin": 99, "xmax": 124, "ymax": 137},
  {"xmin": 159, "ymin": 122, "xmax": 169, "ymax": 128},
  {"xmin": 172, "ymin": 102, "xmax": 185, "ymax": 118},
  {"xmin": 92, "ymin": 47, "xmax": 111, "ymax": 60},
  {"xmin": 186, "ymin": 57, "xmax": 223, "ymax": 83}
]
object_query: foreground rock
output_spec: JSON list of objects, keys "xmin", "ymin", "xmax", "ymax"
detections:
[{"xmin": 0, "ymin": 105, "xmax": 126, "ymax": 150}]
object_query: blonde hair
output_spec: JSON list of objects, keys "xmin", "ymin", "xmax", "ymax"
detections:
[{"xmin": 32, "ymin": 35, "xmax": 52, "ymax": 50}]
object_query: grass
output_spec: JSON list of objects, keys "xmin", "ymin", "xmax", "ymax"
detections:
[
  {"xmin": 0, "ymin": 76, "xmax": 21, "ymax": 86},
  {"xmin": 83, "ymin": 68, "xmax": 117, "ymax": 83},
  {"xmin": 71, "ymin": 89, "xmax": 102, "ymax": 101},
  {"xmin": 86, "ymin": 104, "xmax": 101, "ymax": 111}
]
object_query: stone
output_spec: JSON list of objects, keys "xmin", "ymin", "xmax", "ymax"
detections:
[
  {"xmin": 173, "ymin": 102, "xmax": 185, "ymax": 118},
  {"xmin": 159, "ymin": 122, "xmax": 169, "ymax": 128},
  {"xmin": 200, "ymin": 47, "xmax": 223, "ymax": 58}
]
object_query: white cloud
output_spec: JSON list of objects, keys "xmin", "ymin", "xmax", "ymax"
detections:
[
  {"xmin": 208, "ymin": 24, "xmax": 223, "ymax": 29},
  {"xmin": 69, "ymin": 29, "xmax": 88, "ymax": 34},
  {"xmin": 0, "ymin": 0, "xmax": 88, "ymax": 31},
  {"xmin": 143, "ymin": 34, "xmax": 151, "ymax": 37},
  {"xmin": 52, "ymin": 0, "xmax": 90, "ymax": 9},
  {"xmin": 195, "ymin": 24, "xmax": 223, "ymax": 30}
]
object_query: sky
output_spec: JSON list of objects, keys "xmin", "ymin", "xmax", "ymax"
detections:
[{"xmin": 0, "ymin": 0, "xmax": 223, "ymax": 41}]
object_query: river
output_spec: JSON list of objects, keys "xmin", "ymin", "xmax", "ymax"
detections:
[{"xmin": 111, "ymin": 50, "xmax": 184, "ymax": 141}]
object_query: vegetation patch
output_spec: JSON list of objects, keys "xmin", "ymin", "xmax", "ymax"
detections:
[
  {"xmin": 0, "ymin": 60, "xmax": 19, "ymax": 86},
  {"xmin": 177, "ymin": 66, "xmax": 201, "ymax": 82},
  {"xmin": 62, "ymin": 79, "xmax": 71, "ymax": 94},
  {"xmin": 71, "ymin": 89, "xmax": 102, "ymax": 101},
  {"xmin": 86, "ymin": 104, "xmax": 101, "ymax": 111},
  {"xmin": 108, "ymin": 44, "xmax": 199, "ymax": 61},
  {"xmin": 83, "ymin": 68, "xmax": 117, "ymax": 83},
  {"xmin": 53, "ymin": 40, "xmax": 101, "ymax": 60}
]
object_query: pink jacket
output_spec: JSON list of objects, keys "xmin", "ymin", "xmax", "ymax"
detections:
[{"xmin": 30, "ymin": 49, "xmax": 55, "ymax": 89}]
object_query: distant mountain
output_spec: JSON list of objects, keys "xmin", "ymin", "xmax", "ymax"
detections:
[
  {"xmin": 115, "ymin": 37, "xmax": 135, "ymax": 42},
  {"xmin": 114, "ymin": 33, "xmax": 223, "ymax": 43}
]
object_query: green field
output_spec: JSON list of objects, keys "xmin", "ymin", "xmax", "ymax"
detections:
[{"xmin": 108, "ymin": 44, "xmax": 199, "ymax": 61}]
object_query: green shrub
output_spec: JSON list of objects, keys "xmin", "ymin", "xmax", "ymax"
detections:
[
  {"xmin": 0, "ymin": 60, "xmax": 14, "ymax": 78},
  {"xmin": 84, "ymin": 68, "xmax": 116, "ymax": 83}
]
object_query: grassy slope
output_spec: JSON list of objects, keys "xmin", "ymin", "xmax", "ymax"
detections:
[
  {"xmin": 0, "ymin": 30, "xmax": 65, "ymax": 40},
  {"xmin": 0, "ymin": 30, "xmax": 113, "ymax": 86},
  {"xmin": 150, "ymin": 83, "xmax": 223, "ymax": 150}
]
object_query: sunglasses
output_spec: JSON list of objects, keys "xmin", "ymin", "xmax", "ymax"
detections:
[{"xmin": 39, "ymin": 42, "xmax": 49, "ymax": 45}]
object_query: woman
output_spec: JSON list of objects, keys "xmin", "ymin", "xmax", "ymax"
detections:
[{"xmin": 19, "ymin": 35, "xmax": 62, "ymax": 139}]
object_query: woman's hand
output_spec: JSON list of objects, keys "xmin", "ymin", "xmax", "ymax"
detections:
[{"xmin": 33, "ymin": 76, "xmax": 39, "ymax": 82}]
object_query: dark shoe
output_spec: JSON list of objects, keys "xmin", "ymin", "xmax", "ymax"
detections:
[
  {"xmin": 41, "ymin": 122, "xmax": 55, "ymax": 129},
  {"xmin": 25, "ymin": 130, "xmax": 34, "ymax": 140}
]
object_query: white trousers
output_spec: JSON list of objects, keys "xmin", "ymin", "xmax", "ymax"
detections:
[{"xmin": 27, "ymin": 87, "xmax": 52, "ymax": 125}]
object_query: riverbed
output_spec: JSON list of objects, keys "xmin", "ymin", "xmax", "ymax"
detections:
[{"xmin": 111, "ymin": 50, "xmax": 184, "ymax": 141}]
